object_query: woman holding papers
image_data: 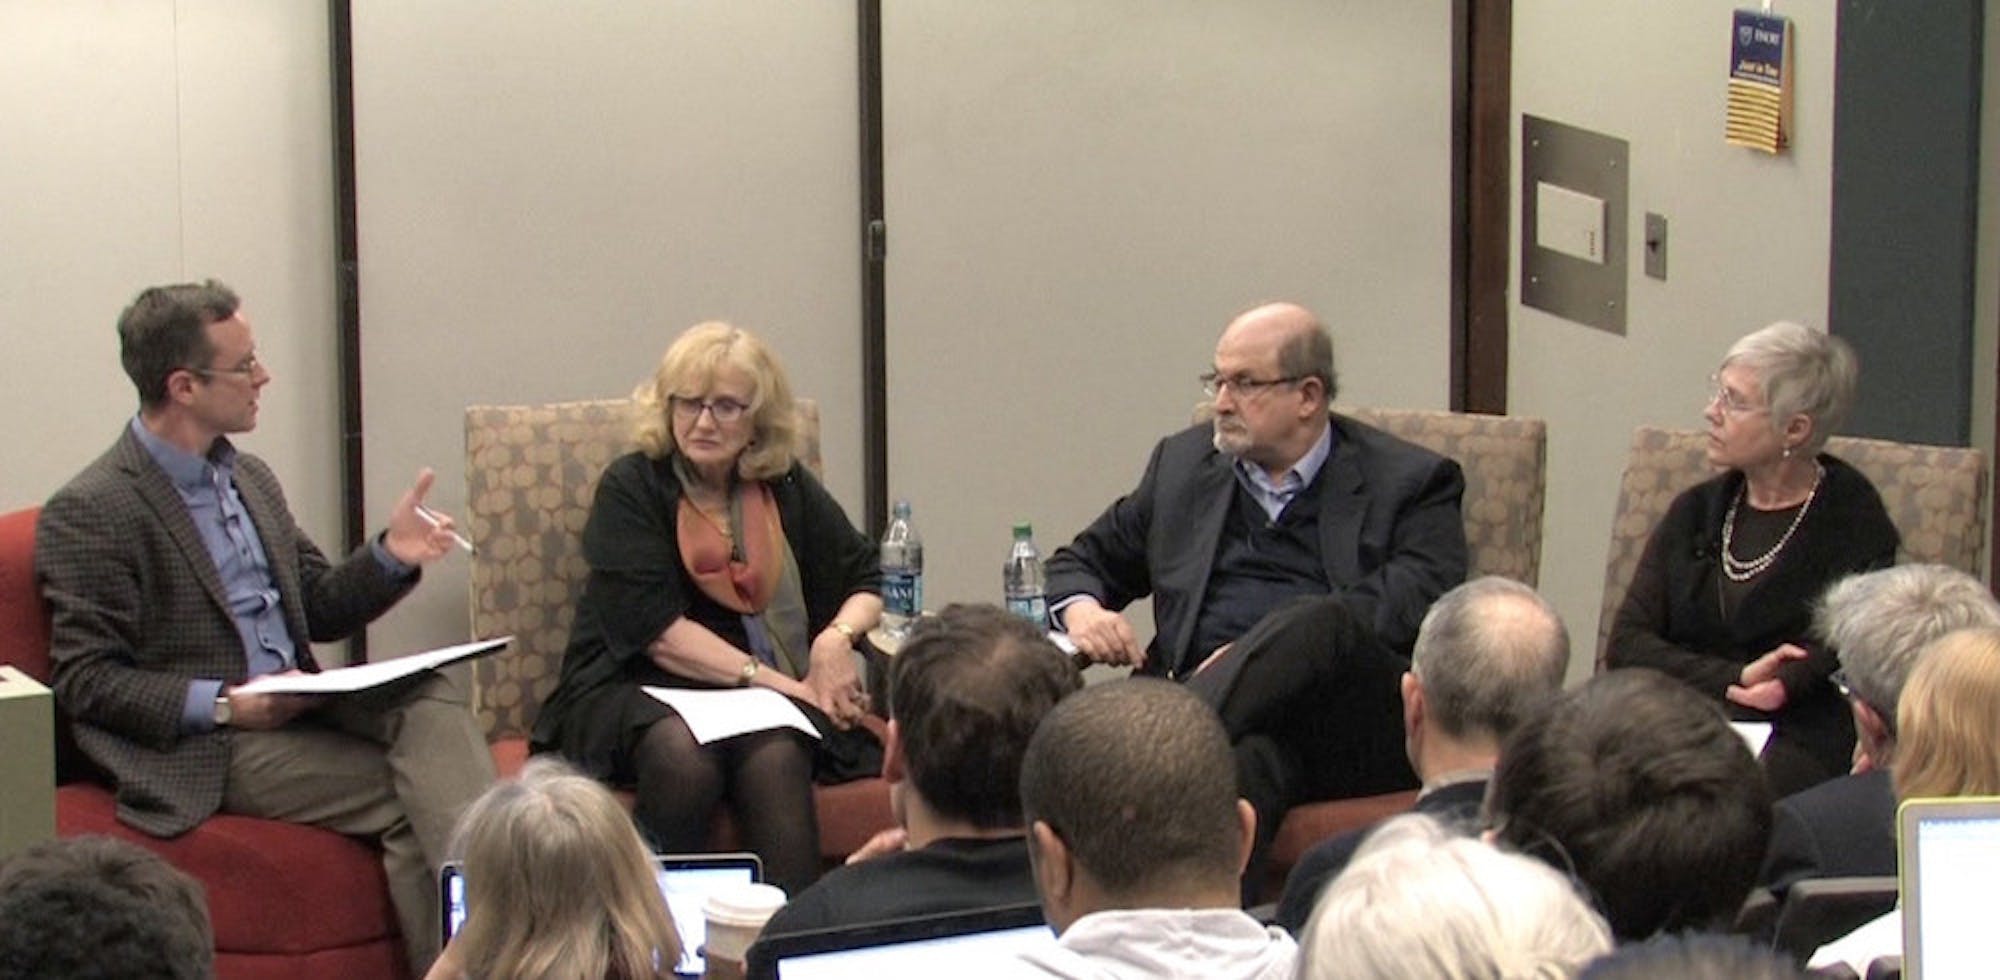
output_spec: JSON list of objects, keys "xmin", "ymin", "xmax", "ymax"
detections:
[
  {"xmin": 532, "ymin": 322, "xmax": 882, "ymax": 896},
  {"xmin": 1606, "ymin": 322, "xmax": 1896, "ymax": 798}
]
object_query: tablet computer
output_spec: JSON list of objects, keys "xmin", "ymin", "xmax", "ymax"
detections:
[
  {"xmin": 442, "ymin": 851, "xmax": 761, "ymax": 978},
  {"xmin": 1898, "ymin": 796, "xmax": 2000, "ymax": 979},
  {"xmin": 744, "ymin": 902, "xmax": 1053, "ymax": 980}
]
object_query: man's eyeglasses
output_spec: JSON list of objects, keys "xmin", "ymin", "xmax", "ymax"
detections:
[
  {"xmin": 188, "ymin": 354, "xmax": 263, "ymax": 382},
  {"xmin": 1706, "ymin": 375, "xmax": 1768, "ymax": 418},
  {"xmin": 670, "ymin": 396, "xmax": 749, "ymax": 424},
  {"xmin": 1200, "ymin": 372, "xmax": 1305, "ymax": 399}
]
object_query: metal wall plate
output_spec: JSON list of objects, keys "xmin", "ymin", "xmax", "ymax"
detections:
[{"xmin": 1521, "ymin": 115, "xmax": 1629, "ymax": 334}]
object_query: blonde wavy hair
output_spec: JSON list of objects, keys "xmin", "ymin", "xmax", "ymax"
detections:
[
  {"xmin": 449, "ymin": 758, "xmax": 682, "ymax": 980},
  {"xmin": 1895, "ymin": 627, "xmax": 2000, "ymax": 801},
  {"xmin": 633, "ymin": 321, "xmax": 798, "ymax": 480}
]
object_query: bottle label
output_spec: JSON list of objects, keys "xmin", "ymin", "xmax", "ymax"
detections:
[
  {"xmin": 1007, "ymin": 595, "xmax": 1049, "ymax": 630},
  {"xmin": 882, "ymin": 571, "xmax": 922, "ymax": 620}
]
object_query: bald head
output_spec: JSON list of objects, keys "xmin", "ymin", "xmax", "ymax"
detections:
[
  {"xmin": 1411, "ymin": 577, "xmax": 1569, "ymax": 744},
  {"xmin": 1207, "ymin": 301, "xmax": 1337, "ymax": 474},
  {"xmin": 1217, "ymin": 302, "xmax": 1337, "ymax": 401}
]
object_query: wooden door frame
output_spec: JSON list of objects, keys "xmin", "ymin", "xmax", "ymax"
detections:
[{"xmin": 1457, "ymin": 0, "xmax": 1512, "ymax": 415}]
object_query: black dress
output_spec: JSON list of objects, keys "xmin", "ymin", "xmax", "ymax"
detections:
[
  {"xmin": 530, "ymin": 451, "xmax": 882, "ymax": 783},
  {"xmin": 1607, "ymin": 454, "xmax": 1897, "ymax": 797}
]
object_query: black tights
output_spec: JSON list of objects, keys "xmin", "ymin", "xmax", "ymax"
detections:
[{"xmin": 631, "ymin": 718, "xmax": 821, "ymax": 898}]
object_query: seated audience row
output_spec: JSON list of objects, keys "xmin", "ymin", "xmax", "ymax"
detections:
[
  {"xmin": 1761, "ymin": 563, "xmax": 2000, "ymax": 896},
  {"xmin": 1811, "ymin": 625, "xmax": 2000, "ymax": 971}
]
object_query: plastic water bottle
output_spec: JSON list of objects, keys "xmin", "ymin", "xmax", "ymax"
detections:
[
  {"xmin": 880, "ymin": 500, "xmax": 923, "ymax": 639},
  {"xmin": 1004, "ymin": 522, "xmax": 1049, "ymax": 631}
]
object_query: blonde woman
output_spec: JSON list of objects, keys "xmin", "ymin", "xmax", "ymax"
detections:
[
  {"xmin": 428, "ymin": 758, "xmax": 680, "ymax": 980},
  {"xmin": 532, "ymin": 322, "xmax": 882, "ymax": 894},
  {"xmin": 1894, "ymin": 626, "xmax": 2000, "ymax": 799}
]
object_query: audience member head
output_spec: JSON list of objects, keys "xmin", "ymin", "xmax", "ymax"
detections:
[
  {"xmin": 1818, "ymin": 564, "xmax": 2000, "ymax": 769},
  {"xmin": 634, "ymin": 320, "xmax": 798, "ymax": 479},
  {"xmin": 0, "ymin": 835, "xmax": 213, "ymax": 980},
  {"xmin": 117, "ymin": 279, "xmax": 243, "ymax": 411},
  {"xmin": 1406, "ymin": 576, "xmax": 1569, "ymax": 765},
  {"xmin": 1295, "ymin": 813, "xmax": 1611, "ymax": 980},
  {"xmin": 1718, "ymin": 320, "xmax": 1857, "ymax": 455},
  {"xmin": 1019, "ymin": 677, "xmax": 1251, "ymax": 933},
  {"xmin": 447, "ymin": 757, "xmax": 680, "ymax": 980},
  {"xmin": 1579, "ymin": 932, "xmax": 1807, "ymax": 980},
  {"xmin": 1487, "ymin": 669, "xmax": 1772, "ymax": 942},
  {"xmin": 1893, "ymin": 627, "xmax": 2000, "ymax": 801},
  {"xmin": 887, "ymin": 604, "xmax": 1081, "ymax": 833}
]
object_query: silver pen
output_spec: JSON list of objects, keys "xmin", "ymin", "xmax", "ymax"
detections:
[{"xmin": 413, "ymin": 504, "xmax": 476, "ymax": 555}]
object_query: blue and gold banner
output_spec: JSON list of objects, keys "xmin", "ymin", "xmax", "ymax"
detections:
[{"xmin": 1727, "ymin": 10, "xmax": 1792, "ymax": 153}]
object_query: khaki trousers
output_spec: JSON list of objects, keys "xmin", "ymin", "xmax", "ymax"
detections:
[{"xmin": 222, "ymin": 668, "xmax": 496, "ymax": 974}]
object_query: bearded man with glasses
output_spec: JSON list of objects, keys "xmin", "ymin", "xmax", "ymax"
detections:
[{"xmin": 1044, "ymin": 301, "xmax": 1467, "ymax": 883}]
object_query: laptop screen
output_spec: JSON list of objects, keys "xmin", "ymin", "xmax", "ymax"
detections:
[
  {"xmin": 442, "ymin": 852, "xmax": 760, "ymax": 978},
  {"xmin": 1898, "ymin": 797, "xmax": 2000, "ymax": 979},
  {"xmin": 747, "ymin": 903, "xmax": 1055, "ymax": 980}
]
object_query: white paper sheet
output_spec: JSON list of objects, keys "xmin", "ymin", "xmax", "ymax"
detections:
[
  {"xmin": 642, "ymin": 686, "xmax": 823, "ymax": 745},
  {"xmin": 1730, "ymin": 721, "xmax": 1775, "ymax": 758},
  {"xmin": 235, "ymin": 637, "xmax": 511, "ymax": 695}
]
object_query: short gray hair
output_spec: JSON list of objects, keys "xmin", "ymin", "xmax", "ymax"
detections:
[
  {"xmin": 1819, "ymin": 564, "xmax": 2000, "ymax": 720},
  {"xmin": 1721, "ymin": 321, "xmax": 1859, "ymax": 454},
  {"xmin": 1297, "ymin": 813, "xmax": 1613, "ymax": 980},
  {"xmin": 1412, "ymin": 576, "xmax": 1570, "ymax": 742},
  {"xmin": 1274, "ymin": 315, "xmax": 1338, "ymax": 403}
]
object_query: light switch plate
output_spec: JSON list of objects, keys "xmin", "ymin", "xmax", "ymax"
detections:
[{"xmin": 1644, "ymin": 212, "xmax": 1668, "ymax": 280}]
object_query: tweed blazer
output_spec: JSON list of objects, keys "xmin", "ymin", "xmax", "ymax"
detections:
[
  {"xmin": 36, "ymin": 426, "xmax": 415, "ymax": 836},
  {"xmin": 1045, "ymin": 414, "xmax": 1467, "ymax": 668}
]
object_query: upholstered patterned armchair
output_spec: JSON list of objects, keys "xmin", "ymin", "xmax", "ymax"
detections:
[
  {"xmin": 1339, "ymin": 406, "xmax": 1549, "ymax": 586},
  {"xmin": 462, "ymin": 398, "xmax": 892, "ymax": 860},
  {"xmin": 1594, "ymin": 427, "xmax": 1988, "ymax": 669}
]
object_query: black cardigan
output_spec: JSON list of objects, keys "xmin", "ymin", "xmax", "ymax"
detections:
[
  {"xmin": 1607, "ymin": 454, "xmax": 1897, "ymax": 792},
  {"xmin": 531, "ymin": 451, "xmax": 880, "ymax": 777}
]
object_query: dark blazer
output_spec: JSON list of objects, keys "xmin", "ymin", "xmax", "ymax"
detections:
[
  {"xmin": 1607, "ymin": 454, "xmax": 1897, "ymax": 794},
  {"xmin": 1045, "ymin": 414, "xmax": 1467, "ymax": 666},
  {"xmin": 1272, "ymin": 778, "xmax": 1488, "ymax": 934},
  {"xmin": 36, "ymin": 426, "xmax": 415, "ymax": 836},
  {"xmin": 1760, "ymin": 769, "xmax": 1897, "ymax": 897}
]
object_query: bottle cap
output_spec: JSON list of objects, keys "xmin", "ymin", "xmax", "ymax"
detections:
[{"xmin": 1013, "ymin": 522, "xmax": 1032, "ymax": 538}]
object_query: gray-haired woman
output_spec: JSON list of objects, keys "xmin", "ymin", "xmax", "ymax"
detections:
[{"xmin": 1608, "ymin": 321, "xmax": 1897, "ymax": 797}]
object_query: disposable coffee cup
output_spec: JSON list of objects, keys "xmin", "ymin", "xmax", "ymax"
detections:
[{"xmin": 703, "ymin": 882, "xmax": 787, "ymax": 967}]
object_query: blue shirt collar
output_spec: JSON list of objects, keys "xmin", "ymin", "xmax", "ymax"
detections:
[
  {"xmin": 130, "ymin": 415, "xmax": 235, "ymax": 491},
  {"xmin": 1233, "ymin": 419, "xmax": 1335, "ymax": 493}
]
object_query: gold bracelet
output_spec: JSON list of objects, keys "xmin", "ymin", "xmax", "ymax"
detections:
[{"xmin": 831, "ymin": 622, "xmax": 858, "ymax": 642}]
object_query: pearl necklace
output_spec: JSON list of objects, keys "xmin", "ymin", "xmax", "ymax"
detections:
[{"xmin": 1719, "ymin": 464, "xmax": 1824, "ymax": 582}]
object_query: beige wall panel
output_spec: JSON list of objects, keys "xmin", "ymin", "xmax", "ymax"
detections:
[
  {"xmin": 0, "ymin": 1, "xmax": 338, "ymax": 574},
  {"xmin": 352, "ymin": 2, "xmax": 862, "ymax": 657},
  {"xmin": 883, "ymin": 1, "xmax": 1456, "ymax": 623}
]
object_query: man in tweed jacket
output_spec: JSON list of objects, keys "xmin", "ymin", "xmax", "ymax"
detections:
[{"xmin": 35, "ymin": 280, "xmax": 495, "ymax": 972}]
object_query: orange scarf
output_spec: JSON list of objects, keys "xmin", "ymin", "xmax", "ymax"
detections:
[{"xmin": 677, "ymin": 480, "xmax": 784, "ymax": 614}]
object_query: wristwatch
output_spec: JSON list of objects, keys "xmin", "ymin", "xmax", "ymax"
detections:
[
  {"xmin": 737, "ymin": 660, "xmax": 760, "ymax": 687},
  {"xmin": 212, "ymin": 692, "xmax": 233, "ymax": 727}
]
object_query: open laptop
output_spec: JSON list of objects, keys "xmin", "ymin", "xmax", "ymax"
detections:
[
  {"xmin": 441, "ymin": 851, "xmax": 760, "ymax": 978},
  {"xmin": 1899, "ymin": 796, "xmax": 2000, "ymax": 979},
  {"xmin": 744, "ymin": 902, "xmax": 1055, "ymax": 980}
]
